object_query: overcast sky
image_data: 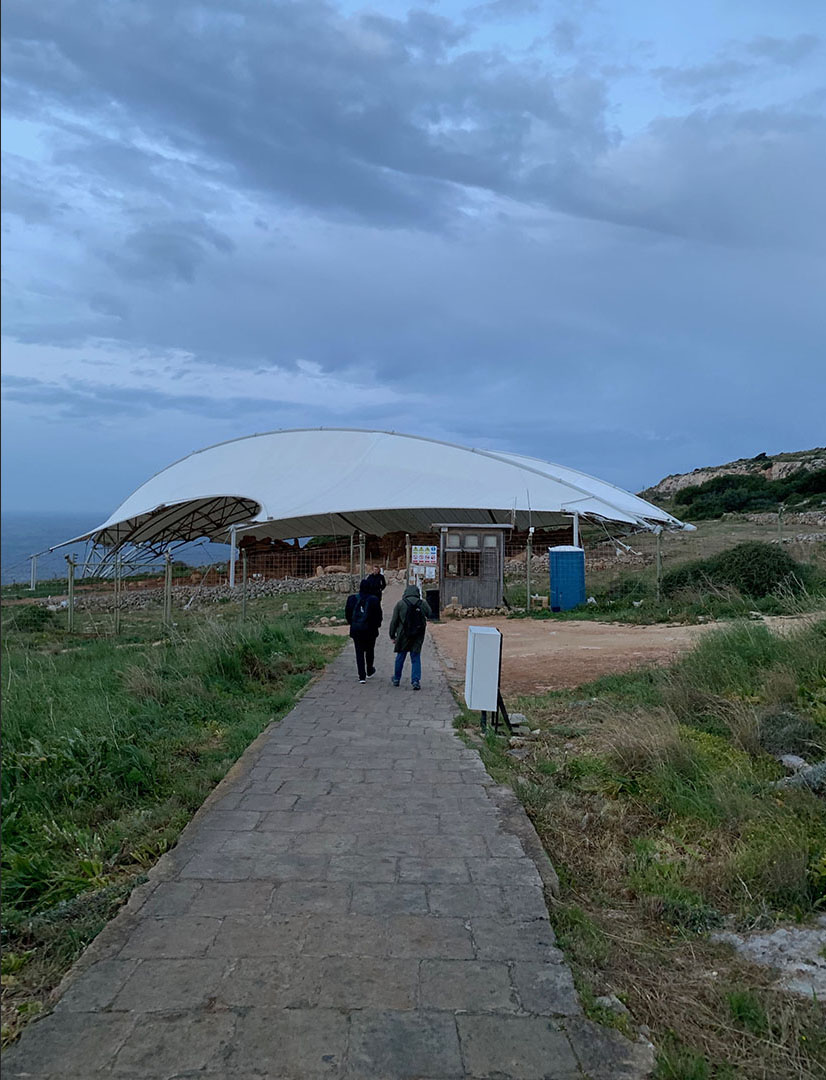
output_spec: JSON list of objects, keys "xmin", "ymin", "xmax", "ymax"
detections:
[{"xmin": 2, "ymin": 0, "xmax": 825, "ymax": 516}]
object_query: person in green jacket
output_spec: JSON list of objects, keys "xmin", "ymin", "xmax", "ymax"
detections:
[{"xmin": 389, "ymin": 584, "xmax": 432, "ymax": 690}]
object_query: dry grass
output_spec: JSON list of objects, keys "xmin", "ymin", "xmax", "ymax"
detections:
[{"xmin": 463, "ymin": 617, "xmax": 826, "ymax": 1078}]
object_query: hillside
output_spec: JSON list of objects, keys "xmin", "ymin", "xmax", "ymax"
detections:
[{"xmin": 640, "ymin": 447, "xmax": 826, "ymax": 502}]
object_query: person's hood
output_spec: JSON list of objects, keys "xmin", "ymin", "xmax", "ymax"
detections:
[
  {"xmin": 403, "ymin": 585, "xmax": 421, "ymax": 601},
  {"xmin": 359, "ymin": 578, "xmax": 373, "ymax": 595}
]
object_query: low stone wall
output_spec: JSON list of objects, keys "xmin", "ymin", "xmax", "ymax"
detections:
[{"xmin": 37, "ymin": 573, "xmax": 360, "ymax": 613}]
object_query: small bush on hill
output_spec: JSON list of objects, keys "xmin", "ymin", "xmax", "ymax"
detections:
[{"xmin": 662, "ymin": 542, "xmax": 803, "ymax": 599}]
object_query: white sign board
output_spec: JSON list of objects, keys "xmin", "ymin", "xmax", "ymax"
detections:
[
  {"xmin": 464, "ymin": 626, "xmax": 501, "ymax": 711},
  {"xmin": 412, "ymin": 545, "xmax": 438, "ymax": 565},
  {"xmin": 424, "ymin": 565, "xmax": 436, "ymax": 579}
]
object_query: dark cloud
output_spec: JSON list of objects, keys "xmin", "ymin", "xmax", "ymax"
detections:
[
  {"xmin": 103, "ymin": 220, "xmax": 235, "ymax": 284},
  {"xmin": 1, "ymin": 1, "xmax": 824, "ymax": 513}
]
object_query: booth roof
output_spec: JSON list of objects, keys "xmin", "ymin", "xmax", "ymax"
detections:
[{"xmin": 61, "ymin": 428, "xmax": 691, "ymax": 551}]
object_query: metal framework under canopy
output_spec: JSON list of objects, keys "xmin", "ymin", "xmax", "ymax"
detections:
[{"xmin": 59, "ymin": 428, "xmax": 692, "ymax": 559}]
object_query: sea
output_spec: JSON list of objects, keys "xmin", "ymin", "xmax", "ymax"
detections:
[{"xmin": 1, "ymin": 511, "xmax": 231, "ymax": 586}]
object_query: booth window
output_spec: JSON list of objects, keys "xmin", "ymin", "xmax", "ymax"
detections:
[
  {"xmin": 446, "ymin": 533, "xmax": 461, "ymax": 550},
  {"xmin": 483, "ymin": 535, "xmax": 498, "ymax": 548},
  {"xmin": 463, "ymin": 533, "xmax": 480, "ymax": 549}
]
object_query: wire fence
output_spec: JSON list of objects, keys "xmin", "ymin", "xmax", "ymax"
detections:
[{"xmin": 7, "ymin": 511, "xmax": 823, "ymax": 632}]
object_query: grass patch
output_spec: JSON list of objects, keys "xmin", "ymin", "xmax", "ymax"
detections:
[
  {"xmin": 454, "ymin": 616, "xmax": 826, "ymax": 1079},
  {"xmin": 0, "ymin": 604, "xmax": 343, "ymax": 1044}
]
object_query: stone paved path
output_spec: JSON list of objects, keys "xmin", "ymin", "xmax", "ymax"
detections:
[{"xmin": 6, "ymin": 595, "xmax": 649, "ymax": 1079}]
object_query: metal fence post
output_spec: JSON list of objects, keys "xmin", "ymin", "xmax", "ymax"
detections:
[
  {"xmin": 358, "ymin": 533, "xmax": 366, "ymax": 582},
  {"xmin": 405, "ymin": 534, "xmax": 411, "ymax": 585},
  {"xmin": 655, "ymin": 528, "xmax": 663, "ymax": 603},
  {"xmin": 241, "ymin": 551, "xmax": 248, "ymax": 621},
  {"xmin": 29, "ymin": 554, "xmax": 38, "ymax": 592},
  {"xmin": 349, "ymin": 533, "xmax": 355, "ymax": 575},
  {"xmin": 163, "ymin": 552, "xmax": 173, "ymax": 628},
  {"xmin": 526, "ymin": 527, "xmax": 533, "ymax": 612},
  {"xmin": 65, "ymin": 555, "xmax": 75, "ymax": 633}
]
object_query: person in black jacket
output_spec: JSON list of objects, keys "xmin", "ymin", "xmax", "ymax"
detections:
[
  {"xmin": 364, "ymin": 566, "xmax": 387, "ymax": 601},
  {"xmin": 345, "ymin": 578, "xmax": 383, "ymax": 683}
]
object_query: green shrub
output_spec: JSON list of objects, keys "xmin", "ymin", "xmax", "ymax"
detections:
[
  {"xmin": 10, "ymin": 605, "xmax": 54, "ymax": 632},
  {"xmin": 662, "ymin": 542, "xmax": 803, "ymax": 599}
]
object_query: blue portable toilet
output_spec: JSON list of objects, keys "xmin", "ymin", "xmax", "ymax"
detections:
[{"xmin": 549, "ymin": 545, "xmax": 586, "ymax": 611}]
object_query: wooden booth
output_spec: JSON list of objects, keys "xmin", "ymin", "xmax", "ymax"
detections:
[{"xmin": 437, "ymin": 524, "xmax": 512, "ymax": 610}]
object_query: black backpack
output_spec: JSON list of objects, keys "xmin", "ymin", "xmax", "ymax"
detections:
[
  {"xmin": 402, "ymin": 598, "xmax": 426, "ymax": 637},
  {"xmin": 351, "ymin": 596, "xmax": 371, "ymax": 634}
]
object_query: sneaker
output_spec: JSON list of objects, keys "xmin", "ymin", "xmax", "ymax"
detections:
[
  {"xmin": 391, "ymin": 679, "xmax": 400, "ymax": 687},
  {"xmin": 366, "ymin": 668, "xmax": 376, "ymax": 679},
  {"xmin": 359, "ymin": 678, "xmax": 366, "ymax": 684},
  {"xmin": 412, "ymin": 681, "xmax": 421, "ymax": 691}
]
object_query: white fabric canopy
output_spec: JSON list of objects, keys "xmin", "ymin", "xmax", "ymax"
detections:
[{"xmin": 73, "ymin": 428, "xmax": 690, "ymax": 550}]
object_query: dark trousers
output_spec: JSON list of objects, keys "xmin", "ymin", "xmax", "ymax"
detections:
[{"xmin": 352, "ymin": 631, "xmax": 376, "ymax": 680}]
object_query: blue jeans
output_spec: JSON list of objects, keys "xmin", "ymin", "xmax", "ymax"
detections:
[{"xmin": 394, "ymin": 650, "xmax": 421, "ymax": 685}]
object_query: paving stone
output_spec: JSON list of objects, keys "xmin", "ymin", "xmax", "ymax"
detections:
[
  {"xmin": 258, "ymin": 811, "xmax": 327, "ymax": 832},
  {"xmin": 327, "ymin": 854, "xmax": 398, "ymax": 882},
  {"xmin": 347, "ymin": 1010, "xmax": 464, "ymax": 1078},
  {"xmin": 419, "ymin": 960, "xmax": 519, "ymax": 1013},
  {"xmin": 187, "ymin": 880, "xmax": 275, "ymax": 916},
  {"xmin": 466, "ymin": 856, "xmax": 543, "ymax": 887},
  {"xmin": 111, "ymin": 958, "xmax": 227, "ymax": 1011},
  {"xmin": 141, "ymin": 881, "xmax": 202, "ymax": 916},
  {"xmin": 398, "ymin": 857, "xmax": 471, "ymax": 884},
  {"xmin": 114, "ymin": 1009, "xmax": 236, "ymax": 1073},
  {"xmin": 219, "ymin": 956, "xmax": 320, "ymax": 1007},
  {"xmin": 119, "ymin": 916, "xmax": 222, "ymax": 958},
  {"xmin": 179, "ymin": 852, "xmax": 254, "ymax": 881},
  {"xmin": 385, "ymin": 916, "xmax": 475, "ymax": 959},
  {"xmin": 227, "ymin": 1007, "xmax": 348, "ymax": 1076},
  {"xmin": 238, "ymin": 792, "xmax": 299, "ymax": 811},
  {"xmin": 457, "ymin": 1014, "xmax": 581, "ymax": 1079},
  {"xmin": 471, "ymin": 918, "xmax": 562, "ymax": 963},
  {"xmin": 270, "ymin": 880, "xmax": 352, "ymax": 915},
  {"xmin": 316, "ymin": 956, "xmax": 419, "ymax": 1009},
  {"xmin": 351, "ymin": 882, "xmax": 429, "ymax": 915},
  {"xmin": 290, "ymin": 831, "xmax": 358, "ymax": 855},
  {"xmin": 512, "ymin": 962, "xmax": 582, "ymax": 1016},
  {"xmin": 54, "ymin": 959, "xmax": 140, "ymax": 1012},
  {"xmin": 221, "ymin": 830, "xmax": 295, "ymax": 856},
  {"xmin": 300, "ymin": 914, "xmax": 391, "ymax": 957},
  {"xmin": 208, "ymin": 915, "xmax": 308, "ymax": 957},
  {"xmin": 3, "ymin": 1013, "xmax": 135, "ymax": 1074},
  {"xmin": 247, "ymin": 852, "xmax": 331, "ymax": 881},
  {"xmin": 201, "ymin": 809, "xmax": 262, "ymax": 830}
]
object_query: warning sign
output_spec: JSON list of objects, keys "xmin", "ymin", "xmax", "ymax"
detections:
[{"xmin": 411, "ymin": 545, "xmax": 438, "ymax": 565}]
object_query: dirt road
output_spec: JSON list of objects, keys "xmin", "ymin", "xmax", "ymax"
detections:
[{"xmin": 429, "ymin": 617, "xmax": 712, "ymax": 696}]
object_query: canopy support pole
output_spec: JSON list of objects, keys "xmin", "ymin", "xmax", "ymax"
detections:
[
  {"xmin": 29, "ymin": 554, "xmax": 37, "ymax": 592},
  {"xmin": 572, "ymin": 513, "xmax": 580, "ymax": 547},
  {"xmin": 358, "ymin": 533, "xmax": 366, "ymax": 582},
  {"xmin": 163, "ymin": 551, "xmax": 173, "ymax": 628},
  {"xmin": 229, "ymin": 525, "xmax": 238, "ymax": 588},
  {"xmin": 405, "ymin": 534, "xmax": 411, "ymax": 585},
  {"xmin": 65, "ymin": 555, "xmax": 76, "ymax": 633}
]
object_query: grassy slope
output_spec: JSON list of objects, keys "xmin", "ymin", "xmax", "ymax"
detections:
[
  {"xmin": 456, "ymin": 618, "xmax": 826, "ymax": 1080},
  {"xmin": 0, "ymin": 592, "xmax": 345, "ymax": 1043}
]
